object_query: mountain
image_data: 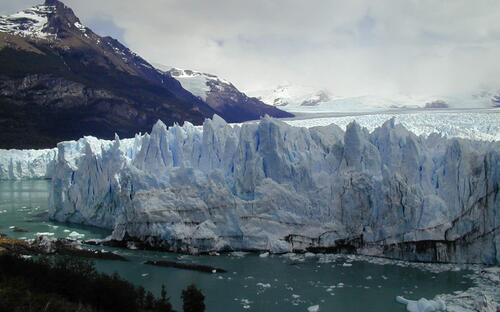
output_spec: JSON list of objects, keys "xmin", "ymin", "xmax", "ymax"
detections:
[
  {"xmin": 0, "ymin": 0, "xmax": 290, "ymax": 149},
  {"xmin": 165, "ymin": 68, "xmax": 293, "ymax": 123},
  {"xmin": 249, "ymin": 84, "xmax": 333, "ymax": 108},
  {"xmin": 0, "ymin": 0, "xmax": 219, "ymax": 149},
  {"xmin": 250, "ymin": 84, "xmax": 499, "ymax": 113}
]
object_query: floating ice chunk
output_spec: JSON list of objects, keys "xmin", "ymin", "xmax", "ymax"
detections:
[
  {"xmin": 256, "ymin": 283, "xmax": 271, "ymax": 288},
  {"xmin": 396, "ymin": 296, "xmax": 446, "ymax": 312},
  {"xmin": 342, "ymin": 263, "xmax": 352, "ymax": 267},
  {"xmin": 307, "ymin": 305, "xmax": 320, "ymax": 312},
  {"xmin": 68, "ymin": 231, "xmax": 85, "ymax": 239},
  {"xmin": 35, "ymin": 232, "xmax": 54, "ymax": 236},
  {"xmin": 230, "ymin": 251, "xmax": 249, "ymax": 257},
  {"xmin": 126, "ymin": 242, "xmax": 138, "ymax": 250},
  {"xmin": 259, "ymin": 252, "xmax": 269, "ymax": 258}
]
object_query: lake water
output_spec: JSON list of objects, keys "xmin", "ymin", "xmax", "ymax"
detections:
[{"xmin": 0, "ymin": 180, "xmax": 473, "ymax": 311}]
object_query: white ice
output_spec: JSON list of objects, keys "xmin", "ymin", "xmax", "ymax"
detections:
[{"xmin": 45, "ymin": 115, "xmax": 500, "ymax": 264}]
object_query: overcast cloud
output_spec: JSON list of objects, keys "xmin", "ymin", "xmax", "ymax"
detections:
[{"xmin": 2, "ymin": 0, "xmax": 500, "ymax": 96}]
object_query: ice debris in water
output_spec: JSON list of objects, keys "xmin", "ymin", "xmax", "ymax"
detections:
[
  {"xmin": 307, "ymin": 305, "xmax": 320, "ymax": 312},
  {"xmin": 67, "ymin": 231, "xmax": 85, "ymax": 239},
  {"xmin": 396, "ymin": 296, "xmax": 446, "ymax": 312}
]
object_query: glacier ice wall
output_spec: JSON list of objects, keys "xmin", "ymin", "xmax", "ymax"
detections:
[
  {"xmin": 48, "ymin": 116, "xmax": 500, "ymax": 264},
  {"xmin": 0, "ymin": 136, "xmax": 142, "ymax": 180},
  {"xmin": 0, "ymin": 148, "xmax": 57, "ymax": 180}
]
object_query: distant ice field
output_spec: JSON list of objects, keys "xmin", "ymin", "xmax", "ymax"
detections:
[{"xmin": 279, "ymin": 108, "xmax": 500, "ymax": 141}]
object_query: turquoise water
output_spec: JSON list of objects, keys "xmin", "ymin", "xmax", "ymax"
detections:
[{"xmin": 0, "ymin": 180, "xmax": 472, "ymax": 311}]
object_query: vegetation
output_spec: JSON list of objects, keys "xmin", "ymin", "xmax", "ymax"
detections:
[
  {"xmin": 0, "ymin": 254, "xmax": 204, "ymax": 312},
  {"xmin": 181, "ymin": 284, "xmax": 205, "ymax": 312}
]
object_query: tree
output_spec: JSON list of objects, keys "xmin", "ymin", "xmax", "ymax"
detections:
[
  {"xmin": 136, "ymin": 286, "xmax": 146, "ymax": 308},
  {"xmin": 145, "ymin": 291, "xmax": 155, "ymax": 310},
  {"xmin": 156, "ymin": 284, "xmax": 173, "ymax": 312},
  {"xmin": 181, "ymin": 284, "xmax": 205, "ymax": 312}
]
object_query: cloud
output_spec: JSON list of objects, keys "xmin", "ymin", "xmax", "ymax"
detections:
[
  {"xmin": 2, "ymin": 0, "xmax": 500, "ymax": 96},
  {"xmin": 86, "ymin": 16, "xmax": 126, "ymax": 43}
]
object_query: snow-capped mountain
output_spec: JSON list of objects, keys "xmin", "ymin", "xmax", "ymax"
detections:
[
  {"xmin": 249, "ymin": 84, "xmax": 333, "ymax": 108},
  {"xmin": 47, "ymin": 116, "xmax": 500, "ymax": 264},
  {"xmin": 164, "ymin": 67, "xmax": 293, "ymax": 122},
  {"xmin": 165, "ymin": 67, "xmax": 231, "ymax": 102},
  {"xmin": 0, "ymin": 3, "xmax": 55, "ymax": 39},
  {"xmin": 0, "ymin": 0, "xmax": 290, "ymax": 149},
  {"xmin": 250, "ymin": 84, "xmax": 499, "ymax": 113},
  {"xmin": 0, "ymin": 0, "xmax": 217, "ymax": 149}
]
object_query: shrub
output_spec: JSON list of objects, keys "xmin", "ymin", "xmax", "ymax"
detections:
[{"xmin": 0, "ymin": 255, "xmax": 175, "ymax": 312}]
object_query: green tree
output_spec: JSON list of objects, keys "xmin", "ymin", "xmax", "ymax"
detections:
[
  {"xmin": 181, "ymin": 284, "xmax": 205, "ymax": 312},
  {"xmin": 145, "ymin": 291, "xmax": 155, "ymax": 310},
  {"xmin": 137, "ymin": 286, "xmax": 146, "ymax": 308},
  {"xmin": 155, "ymin": 284, "xmax": 173, "ymax": 312}
]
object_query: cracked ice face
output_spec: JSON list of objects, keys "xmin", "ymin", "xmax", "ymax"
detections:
[{"xmin": 45, "ymin": 115, "xmax": 500, "ymax": 264}]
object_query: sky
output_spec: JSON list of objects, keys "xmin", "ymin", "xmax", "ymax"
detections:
[{"xmin": 2, "ymin": 0, "xmax": 500, "ymax": 97}]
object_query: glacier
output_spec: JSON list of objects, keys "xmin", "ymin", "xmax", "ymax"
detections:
[
  {"xmin": 0, "ymin": 148, "xmax": 57, "ymax": 180},
  {"xmin": 47, "ymin": 115, "xmax": 500, "ymax": 264},
  {"xmin": 1, "ymin": 111, "xmax": 497, "ymax": 180},
  {"xmin": 249, "ymin": 84, "xmax": 498, "ymax": 112}
]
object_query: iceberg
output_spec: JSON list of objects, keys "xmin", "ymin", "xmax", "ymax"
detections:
[
  {"xmin": 396, "ymin": 296, "xmax": 446, "ymax": 312},
  {"xmin": 43, "ymin": 116, "xmax": 500, "ymax": 264}
]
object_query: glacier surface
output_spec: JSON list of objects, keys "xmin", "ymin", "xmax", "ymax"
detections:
[
  {"xmin": 249, "ymin": 84, "xmax": 498, "ymax": 112},
  {"xmin": 283, "ymin": 110, "xmax": 500, "ymax": 142},
  {"xmin": 48, "ymin": 115, "xmax": 500, "ymax": 264}
]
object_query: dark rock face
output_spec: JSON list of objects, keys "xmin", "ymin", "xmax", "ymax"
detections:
[
  {"xmin": 203, "ymin": 79, "xmax": 294, "ymax": 123},
  {"xmin": 0, "ymin": 0, "xmax": 216, "ymax": 149},
  {"xmin": 41, "ymin": 0, "xmax": 81, "ymax": 38},
  {"xmin": 167, "ymin": 68, "xmax": 294, "ymax": 123},
  {"xmin": 0, "ymin": 41, "xmax": 212, "ymax": 148}
]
